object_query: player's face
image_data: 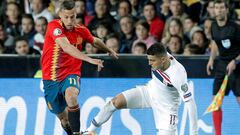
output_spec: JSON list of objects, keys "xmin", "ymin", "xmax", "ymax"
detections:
[
  {"xmin": 214, "ymin": 2, "xmax": 228, "ymax": 21},
  {"xmin": 59, "ymin": 9, "xmax": 76, "ymax": 30},
  {"xmin": 147, "ymin": 55, "xmax": 166, "ymax": 70}
]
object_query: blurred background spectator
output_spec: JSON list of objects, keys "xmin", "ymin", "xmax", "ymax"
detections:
[
  {"xmin": 14, "ymin": 36, "xmax": 40, "ymax": 56},
  {"xmin": 33, "ymin": 16, "xmax": 48, "ymax": 53},
  {"xmin": 132, "ymin": 41, "xmax": 147, "ymax": 55},
  {"xmin": 0, "ymin": 0, "xmax": 238, "ymax": 57},
  {"xmin": 132, "ymin": 20, "xmax": 157, "ymax": 52}
]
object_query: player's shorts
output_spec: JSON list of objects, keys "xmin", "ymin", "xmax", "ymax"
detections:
[
  {"xmin": 213, "ymin": 59, "xmax": 240, "ymax": 96},
  {"xmin": 43, "ymin": 74, "xmax": 81, "ymax": 114},
  {"xmin": 122, "ymin": 85, "xmax": 178, "ymax": 133}
]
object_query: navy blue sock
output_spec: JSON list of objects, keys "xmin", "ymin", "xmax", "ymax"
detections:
[
  {"xmin": 61, "ymin": 123, "xmax": 72, "ymax": 135},
  {"xmin": 68, "ymin": 105, "xmax": 80, "ymax": 134}
]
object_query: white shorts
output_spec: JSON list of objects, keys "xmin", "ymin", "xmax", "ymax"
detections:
[{"xmin": 122, "ymin": 85, "xmax": 177, "ymax": 134}]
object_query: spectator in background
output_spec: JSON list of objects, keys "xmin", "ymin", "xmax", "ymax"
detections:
[
  {"xmin": 88, "ymin": 0, "xmax": 116, "ymax": 32},
  {"xmin": 203, "ymin": 18, "xmax": 213, "ymax": 40},
  {"xmin": 31, "ymin": 0, "xmax": 53, "ymax": 22},
  {"xmin": 119, "ymin": 15, "xmax": 136, "ymax": 53},
  {"xmin": 14, "ymin": 36, "xmax": 40, "ymax": 56},
  {"xmin": 168, "ymin": 0, "xmax": 188, "ymax": 22},
  {"xmin": 189, "ymin": 26, "xmax": 208, "ymax": 54},
  {"xmin": 163, "ymin": 0, "xmax": 188, "ymax": 37},
  {"xmin": 162, "ymin": 17, "xmax": 185, "ymax": 45},
  {"xmin": 115, "ymin": 0, "xmax": 132, "ymax": 21},
  {"xmin": 132, "ymin": 20, "xmax": 156, "ymax": 52},
  {"xmin": 75, "ymin": 0, "xmax": 93, "ymax": 26},
  {"xmin": 21, "ymin": 14, "xmax": 36, "ymax": 47},
  {"xmin": 105, "ymin": 34, "xmax": 120, "ymax": 53},
  {"xmin": 85, "ymin": 42, "xmax": 98, "ymax": 54},
  {"xmin": 0, "ymin": 23, "xmax": 15, "ymax": 52},
  {"xmin": 200, "ymin": 0, "xmax": 215, "ymax": 24},
  {"xmin": 34, "ymin": 16, "xmax": 48, "ymax": 53},
  {"xmin": 4, "ymin": 2, "xmax": 21, "ymax": 37},
  {"xmin": 183, "ymin": 44, "xmax": 202, "ymax": 56},
  {"xmin": 183, "ymin": 17, "xmax": 196, "ymax": 41},
  {"xmin": 132, "ymin": 41, "xmax": 147, "ymax": 55},
  {"xmin": 159, "ymin": 0, "xmax": 171, "ymax": 21},
  {"xmin": 143, "ymin": 2, "xmax": 164, "ymax": 40},
  {"xmin": 167, "ymin": 35, "xmax": 183, "ymax": 55},
  {"xmin": 95, "ymin": 22, "xmax": 110, "ymax": 41}
]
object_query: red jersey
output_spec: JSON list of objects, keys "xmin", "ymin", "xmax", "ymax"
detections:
[{"xmin": 42, "ymin": 19, "xmax": 94, "ymax": 81}]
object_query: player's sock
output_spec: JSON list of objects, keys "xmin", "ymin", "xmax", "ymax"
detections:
[
  {"xmin": 68, "ymin": 104, "xmax": 80, "ymax": 134},
  {"xmin": 213, "ymin": 108, "xmax": 222, "ymax": 135},
  {"xmin": 87, "ymin": 101, "xmax": 117, "ymax": 132},
  {"xmin": 61, "ymin": 123, "xmax": 72, "ymax": 135}
]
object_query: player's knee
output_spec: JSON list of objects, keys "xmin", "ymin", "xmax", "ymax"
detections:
[
  {"xmin": 111, "ymin": 96, "xmax": 125, "ymax": 109},
  {"xmin": 65, "ymin": 88, "xmax": 78, "ymax": 104}
]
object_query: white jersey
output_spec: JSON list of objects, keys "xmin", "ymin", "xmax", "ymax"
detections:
[
  {"xmin": 147, "ymin": 54, "xmax": 192, "ymax": 114},
  {"xmin": 122, "ymin": 54, "xmax": 195, "ymax": 131}
]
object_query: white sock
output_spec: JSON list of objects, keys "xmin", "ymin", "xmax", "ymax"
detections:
[{"xmin": 87, "ymin": 101, "xmax": 117, "ymax": 132}]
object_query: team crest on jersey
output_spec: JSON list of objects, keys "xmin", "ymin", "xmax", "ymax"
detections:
[
  {"xmin": 181, "ymin": 83, "xmax": 188, "ymax": 92},
  {"xmin": 53, "ymin": 28, "xmax": 62, "ymax": 36},
  {"xmin": 221, "ymin": 39, "xmax": 231, "ymax": 49}
]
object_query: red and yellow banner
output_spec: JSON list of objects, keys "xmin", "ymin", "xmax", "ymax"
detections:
[{"xmin": 204, "ymin": 75, "xmax": 228, "ymax": 115}]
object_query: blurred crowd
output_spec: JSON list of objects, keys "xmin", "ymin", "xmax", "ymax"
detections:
[{"xmin": 0, "ymin": 0, "xmax": 239, "ymax": 56}]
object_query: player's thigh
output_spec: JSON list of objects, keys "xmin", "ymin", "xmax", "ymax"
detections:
[
  {"xmin": 157, "ymin": 129, "xmax": 176, "ymax": 135},
  {"xmin": 122, "ymin": 85, "xmax": 151, "ymax": 109},
  {"xmin": 61, "ymin": 74, "xmax": 81, "ymax": 95},
  {"xmin": 152, "ymin": 108, "xmax": 178, "ymax": 132},
  {"xmin": 43, "ymin": 80, "xmax": 66, "ymax": 114}
]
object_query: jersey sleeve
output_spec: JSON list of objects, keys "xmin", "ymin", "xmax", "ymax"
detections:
[
  {"xmin": 76, "ymin": 25, "xmax": 94, "ymax": 44},
  {"xmin": 171, "ymin": 68, "xmax": 193, "ymax": 102},
  {"xmin": 47, "ymin": 21, "xmax": 66, "ymax": 41}
]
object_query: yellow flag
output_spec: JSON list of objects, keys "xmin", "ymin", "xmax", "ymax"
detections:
[{"xmin": 204, "ymin": 75, "xmax": 228, "ymax": 115}]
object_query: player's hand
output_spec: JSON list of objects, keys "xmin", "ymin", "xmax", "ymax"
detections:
[
  {"xmin": 226, "ymin": 60, "xmax": 236, "ymax": 75},
  {"xmin": 89, "ymin": 58, "xmax": 104, "ymax": 72},
  {"xmin": 108, "ymin": 49, "xmax": 118, "ymax": 59},
  {"xmin": 206, "ymin": 59, "xmax": 214, "ymax": 75}
]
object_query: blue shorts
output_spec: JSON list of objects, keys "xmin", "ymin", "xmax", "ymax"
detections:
[{"xmin": 43, "ymin": 74, "xmax": 81, "ymax": 114}]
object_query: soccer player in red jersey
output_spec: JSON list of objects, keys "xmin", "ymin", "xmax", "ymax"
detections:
[{"xmin": 41, "ymin": 1, "xmax": 118, "ymax": 135}]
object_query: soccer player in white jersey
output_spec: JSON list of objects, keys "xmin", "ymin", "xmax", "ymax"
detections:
[{"xmin": 82, "ymin": 43, "xmax": 198, "ymax": 135}]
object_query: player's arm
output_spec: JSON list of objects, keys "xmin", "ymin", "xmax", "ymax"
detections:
[
  {"xmin": 206, "ymin": 40, "xmax": 218, "ymax": 75},
  {"xmin": 92, "ymin": 37, "xmax": 118, "ymax": 59},
  {"xmin": 55, "ymin": 37, "xmax": 103, "ymax": 69},
  {"xmin": 185, "ymin": 98, "xmax": 198, "ymax": 135},
  {"xmin": 172, "ymin": 73, "xmax": 198, "ymax": 135}
]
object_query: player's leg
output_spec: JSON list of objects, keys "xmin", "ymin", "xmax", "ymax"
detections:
[
  {"xmin": 86, "ymin": 93, "xmax": 125, "ymax": 133},
  {"xmin": 43, "ymin": 80, "xmax": 72, "ymax": 134},
  {"xmin": 65, "ymin": 87, "xmax": 80, "ymax": 135},
  {"xmin": 62, "ymin": 75, "xmax": 81, "ymax": 135},
  {"xmin": 57, "ymin": 108, "xmax": 72, "ymax": 135},
  {"xmin": 86, "ymin": 86, "xmax": 151, "ymax": 133}
]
